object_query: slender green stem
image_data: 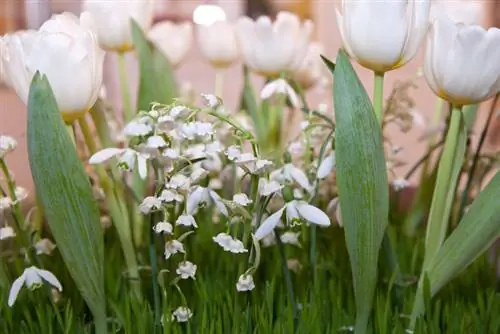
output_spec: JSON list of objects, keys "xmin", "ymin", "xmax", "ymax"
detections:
[
  {"xmin": 373, "ymin": 72, "xmax": 385, "ymax": 125},
  {"xmin": 118, "ymin": 52, "xmax": 133, "ymax": 122},
  {"xmin": 215, "ymin": 69, "xmax": 224, "ymax": 98}
]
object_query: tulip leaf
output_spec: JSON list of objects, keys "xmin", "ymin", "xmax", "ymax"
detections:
[
  {"xmin": 27, "ymin": 73, "xmax": 106, "ymax": 331},
  {"xmin": 328, "ymin": 51, "xmax": 389, "ymax": 333},
  {"xmin": 131, "ymin": 20, "xmax": 178, "ymax": 112},
  {"xmin": 411, "ymin": 170, "xmax": 500, "ymax": 322}
]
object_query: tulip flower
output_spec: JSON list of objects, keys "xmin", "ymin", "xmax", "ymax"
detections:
[
  {"xmin": 83, "ymin": 0, "xmax": 155, "ymax": 52},
  {"xmin": 148, "ymin": 21, "xmax": 193, "ymax": 68},
  {"xmin": 430, "ymin": 0, "xmax": 484, "ymax": 26},
  {"xmin": 423, "ymin": 17, "xmax": 500, "ymax": 106},
  {"xmin": 197, "ymin": 21, "xmax": 240, "ymax": 69},
  {"xmin": 1, "ymin": 12, "xmax": 105, "ymax": 123},
  {"xmin": 236, "ymin": 11, "xmax": 313, "ymax": 77},
  {"xmin": 292, "ymin": 42, "xmax": 326, "ymax": 90}
]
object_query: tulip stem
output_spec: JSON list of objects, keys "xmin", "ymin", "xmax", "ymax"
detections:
[
  {"xmin": 373, "ymin": 72, "xmax": 385, "ymax": 125},
  {"xmin": 215, "ymin": 70, "xmax": 224, "ymax": 98},
  {"xmin": 118, "ymin": 52, "xmax": 133, "ymax": 123}
]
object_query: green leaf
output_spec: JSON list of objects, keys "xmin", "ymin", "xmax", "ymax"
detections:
[
  {"xmin": 131, "ymin": 20, "xmax": 178, "ymax": 112},
  {"xmin": 27, "ymin": 73, "xmax": 106, "ymax": 332},
  {"xmin": 329, "ymin": 51, "xmax": 389, "ymax": 333},
  {"xmin": 239, "ymin": 66, "xmax": 262, "ymax": 140}
]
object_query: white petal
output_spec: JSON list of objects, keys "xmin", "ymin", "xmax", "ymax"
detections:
[
  {"xmin": 210, "ymin": 190, "xmax": 229, "ymax": 217},
  {"xmin": 187, "ymin": 187, "xmax": 204, "ymax": 215},
  {"xmin": 286, "ymin": 201, "xmax": 300, "ymax": 222},
  {"xmin": 89, "ymin": 148, "xmax": 124, "ymax": 164},
  {"xmin": 317, "ymin": 154, "xmax": 336, "ymax": 179},
  {"xmin": 285, "ymin": 84, "xmax": 300, "ymax": 108},
  {"xmin": 37, "ymin": 269, "xmax": 63, "ymax": 291},
  {"xmin": 137, "ymin": 155, "xmax": 148, "ymax": 180},
  {"xmin": 295, "ymin": 202, "xmax": 331, "ymax": 226},
  {"xmin": 290, "ymin": 165, "xmax": 311, "ymax": 191},
  {"xmin": 254, "ymin": 207, "xmax": 285, "ymax": 240},
  {"xmin": 260, "ymin": 81, "xmax": 278, "ymax": 100},
  {"xmin": 8, "ymin": 272, "xmax": 26, "ymax": 306}
]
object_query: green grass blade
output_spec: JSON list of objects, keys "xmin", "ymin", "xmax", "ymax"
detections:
[
  {"xmin": 26, "ymin": 73, "xmax": 106, "ymax": 333},
  {"xmin": 329, "ymin": 51, "xmax": 389, "ymax": 333},
  {"xmin": 131, "ymin": 20, "xmax": 178, "ymax": 112}
]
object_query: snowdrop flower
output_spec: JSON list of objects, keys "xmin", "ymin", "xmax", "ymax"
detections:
[
  {"xmin": 164, "ymin": 240, "xmax": 185, "ymax": 260},
  {"xmin": 260, "ymin": 79, "xmax": 299, "ymax": 108},
  {"xmin": 89, "ymin": 148, "xmax": 149, "ymax": 179},
  {"xmin": 187, "ymin": 186, "xmax": 228, "ymax": 216},
  {"xmin": 8, "ymin": 266, "xmax": 62, "ymax": 307},
  {"xmin": 153, "ymin": 222, "xmax": 173, "ymax": 235},
  {"xmin": 0, "ymin": 136, "xmax": 17, "ymax": 158},
  {"xmin": 176, "ymin": 214, "xmax": 197, "ymax": 228},
  {"xmin": 197, "ymin": 21, "xmax": 240, "ymax": 68},
  {"xmin": 392, "ymin": 178, "xmax": 410, "ymax": 191},
  {"xmin": 122, "ymin": 121, "xmax": 153, "ymax": 137},
  {"xmin": 167, "ymin": 174, "xmax": 191, "ymax": 191},
  {"xmin": 83, "ymin": 0, "xmax": 154, "ymax": 52},
  {"xmin": 171, "ymin": 306, "xmax": 193, "ymax": 322},
  {"xmin": 176, "ymin": 261, "xmax": 197, "ymax": 280},
  {"xmin": 317, "ymin": 153, "xmax": 336, "ymax": 179},
  {"xmin": 1, "ymin": 12, "xmax": 105, "ymax": 122},
  {"xmin": 213, "ymin": 233, "xmax": 248, "ymax": 253},
  {"xmin": 293, "ymin": 42, "xmax": 326, "ymax": 90},
  {"xmin": 327, "ymin": 197, "xmax": 343, "ymax": 227},
  {"xmin": 0, "ymin": 226, "xmax": 15, "ymax": 240},
  {"xmin": 255, "ymin": 200, "xmax": 330, "ymax": 240},
  {"xmin": 139, "ymin": 196, "xmax": 162, "ymax": 215},
  {"xmin": 271, "ymin": 163, "xmax": 312, "ymax": 191},
  {"xmin": 236, "ymin": 274, "xmax": 255, "ymax": 292},
  {"xmin": 280, "ymin": 231, "xmax": 301, "ymax": 247},
  {"xmin": 34, "ymin": 239, "xmax": 56, "ymax": 255},
  {"xmin": 233, "ymin": 193, "xmax": 252, "ymax": 207},
  {"xmin": 336, "ymin": 0, "xmax": 431, "ymax": 73},
  {"xmin": 149, "ymin": 22, "xmax": 193, "ymax": 68},
  {"xmin": 236, "ymin": 11, "xmax": 313, "ymax": 77},
  {"xmin": 258, "ymin": 179, "xmax": 283, "ymax": 197},
  {"xmin": 423, "ymin": 17, "xmax": 500, "ymax": 106}
]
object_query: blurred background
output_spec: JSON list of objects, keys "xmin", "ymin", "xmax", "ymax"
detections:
[{"xmin": 1, "ymin": 0, "xmax": 499, "ymax": 200}]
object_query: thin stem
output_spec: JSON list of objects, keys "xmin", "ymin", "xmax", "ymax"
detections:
[
  {"xmin": 404, "ymin": 139, "xmax": 445, "ymax": 180},
  {"xmin": 373, "ymin": 72, "xmax": 385, "ymax": 125},
  {"xmin": 215, "ymin": 69, "xmax": 224, "ymax": 98},
  {"xmin": 149, "ymin": 212, "xmax": 161, "ymax": 328},
  {"xmin": 118, "ymin": 52, "xmax": 133, "ymax": 122}
]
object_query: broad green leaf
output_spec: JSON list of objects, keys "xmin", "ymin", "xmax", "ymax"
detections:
[
  {"xmin": 423, "ymin": 109, "xmax": 467, "ymax": 268},
  {"xmin": 329, "ymin": 51, "xmax": 389, "ymax": 333},
  {"xmin": 463, "ymin": 104, "xmax": 479, "ymax": 132},
  {"xmin": 411, "ymin": 171, "xmax": 500, "ymax": 322},
  {"xmin": 131, "ymin": 20, "xmax": 178, "ymax": 112},
  {"xmin": 27, "ymin": 73, "xmax": 106, "ymax": 332},
  {"xmin": 239, "ymin": 66, "xmax": 262, "ymax": 140}
]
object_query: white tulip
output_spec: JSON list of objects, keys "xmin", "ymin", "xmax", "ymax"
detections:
[
  {"xmin": 424, "ymin": 17, "xmax": 500, "ymax": 106},
  {"xmin": 149, "ymin": 21, "xmax": 193, "ymax": 68},
  {"xmin": 336, "ymin": 0, "xmax": 431, "ymax": 73},
  {"xmin": 1, "ymin": 12, "xmax": 104, "ymax": 122},
  {"xmin": 430, "ymin": 0, "xmax": 484, "ymax": 26},
  {"xmin": 236, "ymin": 11, "xmax": 313, "ymax": 77},
  {"xmin": 292, "ymin": 42, "xmax": 326, "ymax": 90},
  {"xmin": 83, "ymin": 0, "xmax": 155, "ymax": 52},
  {"xmin": 197, "ymin": 21, "xmax": 240, "ymax": 68}
]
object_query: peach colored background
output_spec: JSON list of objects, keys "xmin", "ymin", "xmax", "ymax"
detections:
[{"xmin": 1, "ymin": 0, "xmax": 498, "ymax": 202}]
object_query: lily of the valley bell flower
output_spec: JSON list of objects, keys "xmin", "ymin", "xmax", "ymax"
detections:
[
  {"xmin": 236, "ymin": 11, "xmax": 313, "ymax": 77},
  {"xmin": 83, "ymin": 0, "xmax": 155, "ymax": 52},
  {"xmin": 197, "ymin": 21, "xmax": 240, "ymax": 68},
  {"xmin": 149, "ymin": 21, "xmax": 193, "ymax": 68},
  {"xmin": 336, "ymin": 0, "xmax": 431, "ymax": 73},
  {"xmin": 1, "ymin": 12, "xmax": 105, "ymax": 123},
  {"xmin": 423, "ymin": 17, "xmax": 500, "ymax": 106}
]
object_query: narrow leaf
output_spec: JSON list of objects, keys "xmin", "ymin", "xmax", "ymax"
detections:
[
  {"xmin": 329, "ymin": 51, "xmax": 389, "ymax": 332},
  {"xmin": 131, "ymin": 20, "xmax": 178, "ymax": 112},
  {"xmin": 27, "ymin": 73, "xmax": 106, "ymax": 327}
]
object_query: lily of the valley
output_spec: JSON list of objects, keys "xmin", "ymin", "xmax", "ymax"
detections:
[
  {"xmin": 255, "ymin": 200, "xmax": 331, "ymax": 240},
  {"xmin": 83, "ymin": 0, "xmax": 155, "ymax": 52},
  {"xmin": 8, "ymin": 266, "xmax": 62, "ymax": 307},
  {"xmin": 423, "ymin": 17, "xmax": 500, "ymax": 106},
  {"xmin": 336, "ymin": 0, "xmax": 431, "ymax": 73},
  {"xmin": 0, "ymin": 135, "xmax": 17, "ymax": 158},
  {"xmin": 260, "ymin": 79, "xmax": 299, "ymax": 108},
  {"xmin": 89, "ymin": 147, "xmax": 149, "ymax": 179},
  {"xmin": 1, "ymin": 12, "xmax": 104, "ymax": 122},
  {"xmin": 197, "ymin": 21, "xmax": 240, "ymax": 68},
  {"xmin": 149, "ymin": 22, "xmax": 193, "ymax": 68}
]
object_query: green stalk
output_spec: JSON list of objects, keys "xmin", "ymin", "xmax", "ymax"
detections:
[
  {"xmin": 215, "ymin": 69, "xmax": 224, "ymax": 98},
  {"xmin": 118, "ymin": 52, "xmax": 133, "ymax": 122},
  {"xmin": 373, "ymin": 72, "xmax": 385, "ymax": 125},
  {"xmin": 77, "ymin": 117, "xmax": 142, "ymax": 300}
]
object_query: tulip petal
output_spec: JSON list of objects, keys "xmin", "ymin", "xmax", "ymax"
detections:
[
  {"xmin": 89, "ymin": 148, "xmax": 124, "ymax": 164},
  {"xmin": 37, "ymin": 269, "xmax": 63, "ymax": 291},
  {"xmin": 8, "ymin": 273, "xmax": 26, "ymax": 307},
  {"xmin": 255, "ymin": 207, "xmax": 285, "ymax": 240},
  {"xmin": 399, "ymin": 0, "xmax": 431, "ymax": 66},
  {"xmin": 295, "ymin": 201, "xmax": 331, "ymax": 226}
]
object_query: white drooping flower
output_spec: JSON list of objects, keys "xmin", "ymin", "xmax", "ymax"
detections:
[
  {"xmin": 423, "ymin": 17, "xmax": 500, "ymax": 106},
  {"xmin": 260, "ymin": 79, "xmax": 299, "ymax": 108},
  {"xmin": 0, "ymin": 226, "xmax": 15, "ymax": 240},
  {"xmin": 0, "ymin": 197, "xmax": 11, "ymax": 211},
  {"xmin": 122, "ymin": 120, "xmax": 153, "ymax": 137},
  {"xmin": 153, "ymin": 222, "xmax": 173, "ymax": 235},
  {"xmin": 0, "ymin": 136, "xmax": 17, "ymax": 158},
  {"xmin": 139, "ymin": 196, "xmax": 162, "ymax": 215},
  {"xmin": 255, "ymin": 200, "xmax": 331, "ymax": 240},
  {"xmin": 213, "ymin": 233, "xmax": 248, "ymax": 253},
  {"xmin": 233, "ymin": 193, "xmax": 252, "ymax": 207},
  {"xmin": 280, "ymin": 231, "xmax": 301, "ymax": 247},
  {"xmin": 176, "ymin": 214, "xmax": 198, "ymax": 228},
  {"xmin": 159, "ymin": 189, "xmax": 184, "ymax": 203},
  {"xmin": 258, "ymin": 179, "xmax": 283, "ymax": 197},
  {"xmin": 34, "ymin": 239, "xmax": 56, "ymax": 255},
  {"xmin": 83, "ymin": 0, "xmax": 155, "ymax": 52},
  {"xmin": 176, "ymin": 261, "xmax": 197, "ymax": 280},
  {"xmin": 171, "ymin": 306, "xmax": 193, "ymax": 322},
  {"xmin": 292, "ymin": 42, "xmax": 326, "ymax": 90},
  {"xmin": 164, "ymin": 240, "xmax": 185, "ymax": 260},
  {"xmin": 187, "ymin": 186, "xmax": 228, "ymax": 216},
  {"xmin": 236, "ymin": 11, "xmax": 313, "ymax": 77},
  {"xmin": 180, "ymin": 122, "xmax": 215, "ymax": 140},
  {"xmin": 1, "ymin": 12, "xmax": 105, "ymax": 122},
  {"xmin": 149, "ymin": 22, "xmax": 193, "ymax": 68},
  {"xmin": 89, "ymin": 148, "xmax": 150, "ymax": 179},
  {"xmin": 271, "ymin": 163, "xmax": 312, "ymax": 192},
  {"xmin": 336, "ymin": 0, "xmax": 431, "ymax": 73},
  {"xmin": 317, "ymin": 153, "xmax": 336, "ymax": 179},
  {"xmin": 8, "ymin": 266, "xmax": 62, "ymax": 307},
  {"xmin": 201, "ymin": 93, "xmax": 221, "ymax": 109},
  {"xmin": 392, "ymin": 178, "xmax": 410, "ymax": 191},
  {"xmin": 197, "ymin": 21, "xmax": 240, "ymax": 68},
  {"xmin": 236, "ymin": 274, "xmax": 255, "ymax": 292}
]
